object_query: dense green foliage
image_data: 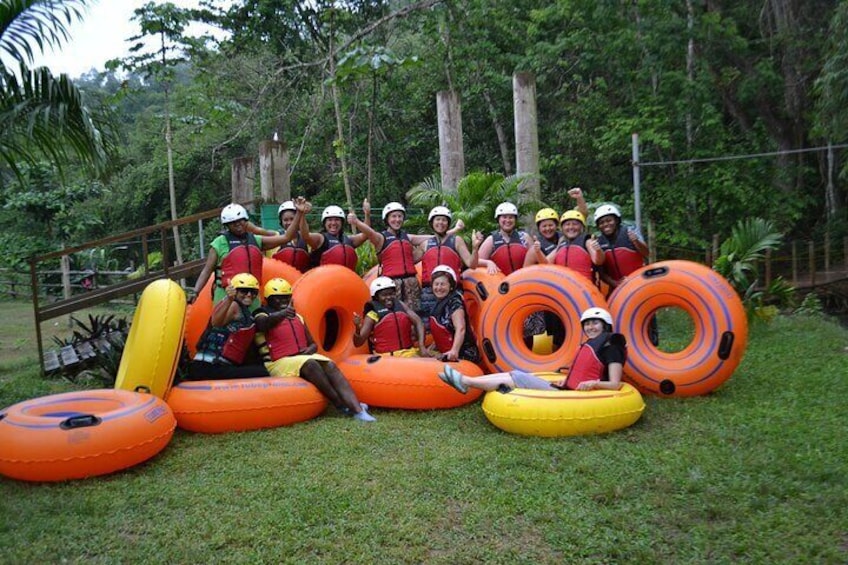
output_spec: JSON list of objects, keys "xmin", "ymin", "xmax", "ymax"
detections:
[{"xmin": 1, "ymin": 0, "xmax": 847, "ymax": 263}]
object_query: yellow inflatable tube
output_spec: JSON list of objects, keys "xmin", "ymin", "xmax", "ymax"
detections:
[
  {"xmin": 482, "ymin": 373, "xmax": 645, "ymax": 437},
  {"xmin": 115, "ymin": 279, "xmax": 186, "ymax": 398}
]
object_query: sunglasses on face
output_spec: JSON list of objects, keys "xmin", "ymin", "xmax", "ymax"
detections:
[{"xmin": 237, "ymin": 288, "xmax": 259, "ymax": 297}]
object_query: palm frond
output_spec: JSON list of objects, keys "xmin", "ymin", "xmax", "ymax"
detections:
[{"xmin": 0, "ymin": 0, "xmax": 88, "ymax": 68}]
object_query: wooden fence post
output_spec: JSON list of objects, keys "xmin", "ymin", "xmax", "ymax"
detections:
[
  {"xmin": 808, "ymin": 240, "xmax": 815, "ymax": 287},
  {"xmin": 824, "ymin": 231, "xmax": 830, "ymax": 272},
  {"xmin": 231, "ymin": 157, "xmax": 255, "ymax": 212},
  {"xmin": 259, "ymin": 140, "xmax": 289, "ymax": 204},
  {"xmin": 791, "ymin": 240, "xmax": 798, "ymax": 285}
]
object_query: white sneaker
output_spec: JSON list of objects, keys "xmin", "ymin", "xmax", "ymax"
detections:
[{"xmin": 354, "ymin": 409, "xmax": 376, "ymax": 423}]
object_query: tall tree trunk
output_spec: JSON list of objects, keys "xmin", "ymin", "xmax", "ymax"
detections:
[
  {"xmin": 328, "ymin": 31, "xmax": 353, "ymax": 210},
  {"xmin": 482, "ymin": 88, "xmax": 512, "ymax": 175}
]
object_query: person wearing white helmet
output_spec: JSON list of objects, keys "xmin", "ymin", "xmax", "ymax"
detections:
[
  {"xmin": 300, "ymin": 199, "xmax": 371, "ymax": 271},
  {"xmin": 470, "ymin": 201, "xmax": 531, "ymax": 275},
  {"xmin": 592, "ymin": 202, "xmax": 649, "ymax": 292},
  {"xmin": 593, "ymin": 202, "xmax": 655, "ymax": 344},
  {"xmin": 348, "ymin": 201, "xmax": 431, "ymax": 313},
  {"xmin": 245, "ymin": 198, "xmax": 313, "ymax": 272},
  {"xmin": 438, "ymin": 306, "xmax": 626, "ymax": 394},
  {"xmin": 427, "ymin": 265, "xmax": 479, "ymax": 363},
  {"xmin": 185, "ymin": 272, "xmax": 270, "ymax": 381},
  {"xmin": 532, "ymin": 208, "xmax": 604, "ymax": 282},
  {"xmin": 417, "ymin": 205, "xmax": 474, "ymax": 324},
  {"xmin": 191, "ymin": 203, "xmax": 304, "ymax": 305},
  {"xmin": 253, "ymin": 277, "xmax": 375, "ymax": 422},
  {"xmin": 353, "ymin": 276, "xmax": 429, "ymax": 357}
]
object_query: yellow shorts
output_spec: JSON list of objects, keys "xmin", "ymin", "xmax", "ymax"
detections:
[
  {"xmin": 265, "ymin": 354, "xmax": 332, "ymax": 377},
  {"xmin": 377, "ymin": 347, "xmax": 420, "ymax": 358}
]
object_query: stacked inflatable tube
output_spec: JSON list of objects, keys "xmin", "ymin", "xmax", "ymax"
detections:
[
  {"xmin": 337, "ymin": 355, "xmax": 484, "ymax": 409},
  {"xmin": 115, "ymin": 279, "xmax": 186, "ymax": 398},
  {"xmin": 166, "ymin": 377, "xmax": 327, "ymax": 433},
  {"xmin": 607, "ymin": 260, "xmax": 748, "ymax": 397},
  {"xmin": 460, "ymin": 267, "xmax": 504, "ymax": 339},
  {"xmin": 0, "ymin": 389, "xmax": 175, "ymax": 482},
  {"xmin": 477, "ymin": 265, "xmax": 607, "ymax": 373},
  {"xmin": 292, "ymin": 265, "xmax": 371, "ymax": 360},
  {"xmin": 481, "ymin": 375, "xmax": 645, "ymax": 437}
]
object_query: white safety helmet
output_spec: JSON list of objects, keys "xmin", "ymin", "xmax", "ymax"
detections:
[
  {"xmin": 382, "ymin": 201, "xmax": 406, "ymax": 221},
  {"xmin": 593, "ymin": 204, "xmax": 622, "ymax": 225},
  {"xmin": 370, "ymin": 276, "xmax": 397, "ymax": 297},
  {"xmin": 494, "ymin": 202, "xmax": 519, "ymax": 219},
  {"xmin": 428, "ymin": 206, "xmax": 452, "ymax": 223},
  {"xmin": 321, "ymin": 205, "xmax": 346, "ymax": 223},
  {"xmin": 220, "ymin": 203, "xmax": 249, "ymax": 224},
  {"xmin": 278, "ymin": 200, "xmax": 296, "ymax": 215},
  {"xmin": 431, "ymin": 264, "xmax": 457, "ymax": 284},
  {"xmin": 580, "ymin": 307, "xmax": 613, "ymax": 328}
]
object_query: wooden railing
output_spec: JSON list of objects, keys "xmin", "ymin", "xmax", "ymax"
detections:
[{"xmin": 29, "ymin": 207, "xmax": 227, "ymax": 375}]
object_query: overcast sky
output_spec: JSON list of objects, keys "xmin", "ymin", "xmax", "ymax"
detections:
[{"xmin": 30, "ymin": 1, "xmax": 228, "ymax": 78}]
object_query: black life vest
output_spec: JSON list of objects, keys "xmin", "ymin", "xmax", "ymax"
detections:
[{"xmin": 196, "ymin": 304, "xmax": 256, "ymax": 365}]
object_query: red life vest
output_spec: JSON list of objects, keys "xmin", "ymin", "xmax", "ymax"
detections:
[
  {"xmin": 260, "ymin": 315, "xmax": 309, "ymax": 361},
  {"xmin": 564, "ymin": 333, "xmax": 625, "ymax": 390},
  {"xmin": 428, "ymin": 292, "xmax": 475, "ymax": 355},
  {"xmin": 490, "ymin": 230, "xmax": 528, "ymax": 275},
  {"xmin": 369, "ymin": 300, "xmax": 414, "ymax": 353},
  {"xmin": 196, "ymin": 305, "xmax": 256, "ymax": 365},
  {"xmin": 554, "ymin": 234, "xmax": 594, "ymax": 281},
  {"xmin": 312, "ymin": 231, "xmax": 357, "ymax": 271},
  {"xmin": 271, "ymin": 235, "xmax": 311, "ymax": 272},
  {"xmin": 421, "ymin": 235, "xmax": 462, "ymax": 285},
  {"xmin": 597, "ymin": 228, "xmax": 644, "ymax": 280},
  {"xmin": 379, "ymin": 229, "xmax": 416, "ymax": 278},
  {"xmin": 218, "ymin": 232, "xmax": 263, "ymax": 289}
]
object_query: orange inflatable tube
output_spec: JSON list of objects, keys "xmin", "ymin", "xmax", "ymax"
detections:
[
  {"xmin": 460, "ymin": 267, "xmax": 504, "ymax": 338},
  {"xmin": 0, "ymin": 389, "xmax": 175, "ymax": 482},
  {"xmin": 166, "ymin": 377, "xmax": 327, "ymax": 433},
  {"xmin": 337, "ymin": 354, "xmax": 484, "ymax": 410},
  {"xmin": 292, "ymin": 265, "xmax": 371, "ymax": 360},
  {"xmin": 607, "ymin": 260, "xmax": 748, "ymax": 397},
  {"xmin": 477, "ymin": 264, "xmax": 608, "ymax": 374}
]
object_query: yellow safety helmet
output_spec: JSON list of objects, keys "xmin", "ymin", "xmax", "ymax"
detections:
[
  {"xmin": 230, "ymin": 273, "xmax": 260, "ymax": 291},
  {"xmin": 560, "ymin": 209, "xmax": 586, "ymax": 227},
  {"xmin": 264, "ymin": 277, "xmax": 293, "ymax": 298},
  {"xmin": 535, "ymin": 208, "xmax": 559, "ymax": 225}
]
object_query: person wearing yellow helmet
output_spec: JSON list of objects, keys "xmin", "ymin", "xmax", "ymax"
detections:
[
  {"xmin": 186, "ymin": 273, "xmax": 270, "ymax": 381},
  {"xmin": 253, "ymin": 278, "xmax": 375, "ymax": 422},
  {"xmin": 438, "ymin": 306, "xmax": 625, "ymax": 394},
  {"xmin": 522, "ymin": 207, "xmax": 561, "ymax": 268},
  {"xmin": 532, "ymin": 208, "xmax": 604, "ymax": 282}
]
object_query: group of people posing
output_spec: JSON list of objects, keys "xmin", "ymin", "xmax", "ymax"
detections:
[{"xmin": 184, "ymin": 189, "xmax": 649, "ymax": 419}]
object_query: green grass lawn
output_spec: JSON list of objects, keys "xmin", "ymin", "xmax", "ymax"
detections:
[{"xmin": 0, "ymin": 301, "xmax": 846, "ymax": 563}]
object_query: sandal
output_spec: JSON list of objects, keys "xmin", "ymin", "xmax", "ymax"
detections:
[{"xmin": 441, "ymin": 365, "xmax": 468, "ymax": 394}]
